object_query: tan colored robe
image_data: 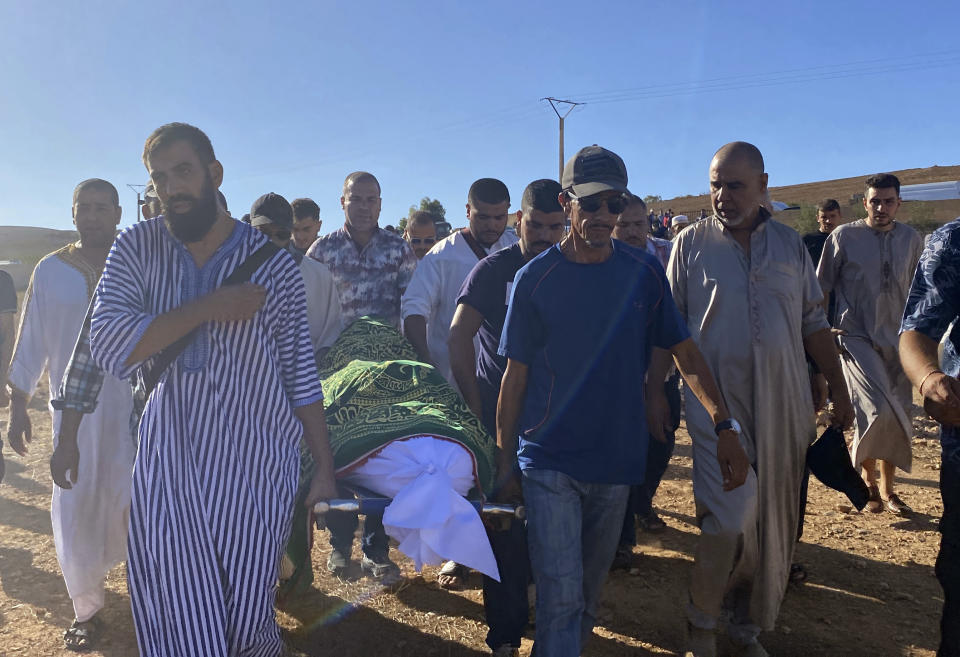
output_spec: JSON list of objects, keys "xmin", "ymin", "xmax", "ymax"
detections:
[
  {"xmin": 667, "ymin": 214, "xmax": 828, "ymax": 631},
  {"xmin": 817, "ymin": 220, "xmax": 923, "ymax": 473}
]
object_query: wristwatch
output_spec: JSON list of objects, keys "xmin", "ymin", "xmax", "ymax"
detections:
[{"xmin": 714, "ymin": 418, "xmax": 742, "ymax": 436}]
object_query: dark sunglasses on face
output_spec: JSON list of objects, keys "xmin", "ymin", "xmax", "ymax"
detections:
[
  {"xmin": 568, "ymin": 192, "xmax": 627, "ymax": 215},
  {"xmin": 409, "ymin": 237, "xmax": 436, "ymax": 245}
]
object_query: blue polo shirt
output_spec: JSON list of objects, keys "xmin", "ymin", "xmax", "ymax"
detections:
[
  {"xmin": 901, "ymin": 219, "xmax": 960, "ymax": 474},
  {"xmin": 499, "ymin": 241, "xmax": 689, "ymax": 484},
  {"xmin": 457, "ymin": 243, "xmax": 527, "ymax": 435}
]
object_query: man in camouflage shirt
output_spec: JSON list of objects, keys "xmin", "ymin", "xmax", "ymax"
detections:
[
  {"xmin": 306, "ymin": 170, "xmax": 418, "ymax": 579},
  {"xmin": 307, "ymin": 171, "xmax": 417, "ymax": 329}
]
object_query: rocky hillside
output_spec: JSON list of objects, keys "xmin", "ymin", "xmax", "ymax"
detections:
[
  {"xmin": 656, "ymin": 164, "xmax": 960, "ymax": 233},
  {"xmin": 0, "ymin": 226, "xmax": 79, "ymax": 289}
]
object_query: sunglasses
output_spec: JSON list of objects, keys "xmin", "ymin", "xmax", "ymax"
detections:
[
  {"xmin": 568, "ymin": 192, "xmax": 627, "ymax": 215},
  {"xmin": 409, "ymin": 237, "xmax": 436, "ymax": 245}
]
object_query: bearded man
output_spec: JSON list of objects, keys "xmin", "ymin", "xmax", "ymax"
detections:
[{"xmin": 89, "ymin": 122, "xmax": 337, "ymax": 656}]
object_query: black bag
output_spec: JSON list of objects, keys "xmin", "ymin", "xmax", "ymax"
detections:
[{"xmin": 806, "ymin": 425, "xmax": 870, "ymax": 511}]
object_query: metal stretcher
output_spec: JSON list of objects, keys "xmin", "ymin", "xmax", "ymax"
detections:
[{"xmin": 313, "ymin": 484, "xmax": 525, "ymax": 520}]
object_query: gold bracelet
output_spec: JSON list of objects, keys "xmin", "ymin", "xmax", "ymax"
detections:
[{"xmin": 919, "ymin": 368, "xmax": 944, "ymax": 395}]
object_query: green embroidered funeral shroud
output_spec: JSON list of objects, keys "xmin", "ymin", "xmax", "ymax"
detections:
[{"xmin": 281, "ymin": 317, "xmax": 496, "ymax": 597}]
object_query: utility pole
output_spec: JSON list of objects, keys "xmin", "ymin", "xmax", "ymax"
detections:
[
  {"xmin": 542, "ymin": 97, "xmax": 583, "ymax": 181},
  {"xmin": 126, "ymin": 183, "xmax": 145, "ymax": 223}
]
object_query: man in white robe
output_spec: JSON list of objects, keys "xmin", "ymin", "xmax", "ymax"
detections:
[
  {"xmin": 663, "ymin": 143, "xmax": 854, "ymax": 657},
  {"xmin": 401, "ymin": 177, "xmax": 518, "ymax": 590},
  {"xmin": 402, "ymin": 178, "xmax": 518, "ymax": 390},
  {"xmin": 6, "ymin": 179, "xmax": 135, "ymax": 650},
  {"xmin": 817, "ymin": 174, "xmax": 923, "ymax": 514}
]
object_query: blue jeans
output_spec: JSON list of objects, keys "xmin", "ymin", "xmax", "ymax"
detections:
[
  {"xmin": 522, "ymin": 468, "xmax": 629, "ymax": 657},
  {"xmin": 326, "ymin": 484, "xmax": 389, "ymax": 560},
  {"xmin": 482, "ymin": 518, "xmax": 531, "ymax": 650}
]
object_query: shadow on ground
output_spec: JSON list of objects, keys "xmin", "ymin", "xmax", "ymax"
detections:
[
  {"xmin": 597, "ymin": 512, "xmax": 943, "ymax": 656},
  {"xmin": 283, "ymin": 584, "xmax": 490, "ymax": 656},
  {"xmin": 0, "ymin": 546, "xmax": 133, "ymax": 657},
  {"xmin": 1, "ymin": 458, "xmax": 53, "ymax": 496},
  {"xmin": 0, "ymin": 495, "xmax": 52, "ymax": 535}
]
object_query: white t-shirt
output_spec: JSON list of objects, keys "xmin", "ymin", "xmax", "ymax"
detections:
[{"xmin": 401, "ymin": 229, "xmax": 519, "ymax": 387}]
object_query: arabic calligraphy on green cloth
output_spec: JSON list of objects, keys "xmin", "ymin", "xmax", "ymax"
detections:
[{"xmin": 280, "ymin": 317, "xmax": 496, "ymax": 597}]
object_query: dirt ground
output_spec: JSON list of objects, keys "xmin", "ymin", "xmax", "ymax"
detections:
[{"xmin": 0, "ymin": 378, "xmax": 947, "ymax": 657}]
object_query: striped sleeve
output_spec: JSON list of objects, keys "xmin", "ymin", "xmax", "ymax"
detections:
[
  {"xmin": 90, "ymin": 228, "xmax": 156, "ymax": 380},
  {"xmin": 272, "ymin": 254, "xmax": 324, "ymax": 407}
]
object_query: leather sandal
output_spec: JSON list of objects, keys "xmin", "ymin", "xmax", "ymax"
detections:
[
  {"xmin": 437, "ymin": 560, "xmax": 468, "ymax": 589},
  {"xmin": 64, "ymin": 616, "xmax": 104, "ymax": 652},
  {"xmin": 883, "ymin": 493, "xmax": 912, "ymax": 515}
]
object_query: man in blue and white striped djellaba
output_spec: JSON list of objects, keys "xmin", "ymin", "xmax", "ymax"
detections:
[{"xmin": 90, "ymin": 122, "xmax": 338, "ymax": 657}]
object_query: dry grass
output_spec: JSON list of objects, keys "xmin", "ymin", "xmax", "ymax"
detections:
[{"xmin": 0, "ymin": 379, "xmax": 947, "ymax": 656}]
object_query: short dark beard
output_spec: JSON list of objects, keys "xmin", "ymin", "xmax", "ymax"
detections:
[{"xmin": 163, "ymin": 175, "xmax": 218, "ymax": 243}]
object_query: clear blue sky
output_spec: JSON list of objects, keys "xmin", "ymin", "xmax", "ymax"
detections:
[{"xmin": 2, "ymin": 0, "xmax": 959, "ymax": 233}]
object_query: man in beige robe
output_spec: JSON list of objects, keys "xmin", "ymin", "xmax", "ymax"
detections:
[
  {"xmin": 664, "ymin": 142, "xmax": 853, "ymax": 657},
  {"xmin": 817, "ymin": 173, "xmax": 923, "ymax": 514}
]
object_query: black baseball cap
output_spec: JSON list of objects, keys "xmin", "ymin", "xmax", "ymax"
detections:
[
  {"xmin": 561, "ymin": 145, "xmax": 629, "ymax": 197},
  {"xmin": 250, "ymin": 192, "xmax": 293, "ymax": 229}
]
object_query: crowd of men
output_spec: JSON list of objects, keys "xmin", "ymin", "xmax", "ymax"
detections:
[
  {"xmin": 0, "ymin": 122, "xmax": 956, "ymax": 657},
  {"xmin": 648, "ymin": 207, "xmax": 707, "ymax": 241}
]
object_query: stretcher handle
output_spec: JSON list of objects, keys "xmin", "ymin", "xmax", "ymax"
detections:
[{"xmin": 313, "ymin": 499, "xmax": 525, "ymax": 520}]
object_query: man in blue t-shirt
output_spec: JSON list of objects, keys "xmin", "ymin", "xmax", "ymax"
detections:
[
  {"xmin": 496, "ymin": 145, "xmax": 750, "ymax": 657},
  {"xmin": 900, "ymin": 219, "xmax": 960, "ymax": 657},
  {"xmin": 449, "ymin": 179, "xmax": 566, "ymax": 656}
]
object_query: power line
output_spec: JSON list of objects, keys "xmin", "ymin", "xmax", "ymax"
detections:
[
  {"xmin": 562, "ymin": 50, "xmax": 960, "ymax": 105},
  {"xmin": 564, "ymin": 49, "xmax": 960, "ymax": 101},
  {"xmin": 233, "ymin": 49, "xmax": 960, "ymax": 183}
]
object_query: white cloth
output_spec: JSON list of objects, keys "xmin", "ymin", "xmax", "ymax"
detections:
[
  {"xmin": 342, "ymin": 436, "xmax": 499, "ymax": 580},
  {"xmin": 401, "ymin": 230, "xmax": 518, "ymax": 387},
  {"xmin": 668, "ymin": 215, "xmax": 828, "ymax": 632},
  {"xmin": 299, "ymin": 255, "xmax": 344, "ymax": 352},
  {"xmin": 8, "ymin": 246, "xmax": 134, "ymax": 622}
]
